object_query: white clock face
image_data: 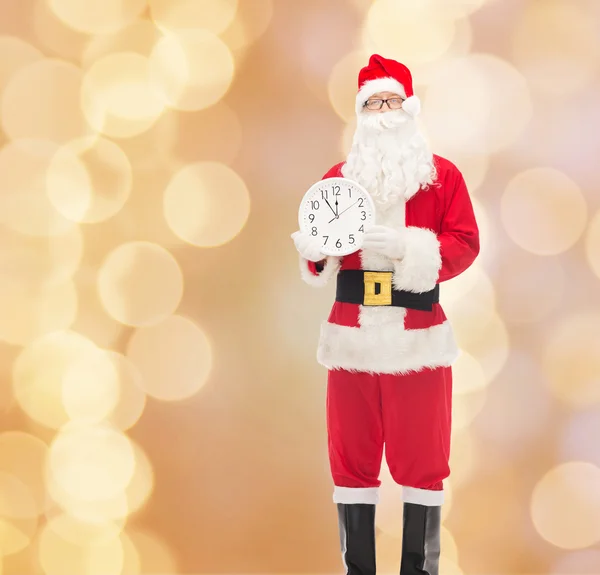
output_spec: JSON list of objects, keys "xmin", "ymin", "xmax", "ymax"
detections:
[{"xmin": 298, "ymin": 177, "xmax": 376, "ymax": 256}]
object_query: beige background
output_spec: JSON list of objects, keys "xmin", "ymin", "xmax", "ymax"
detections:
[{"xmin": 0, "ymin": 0, "xmax": 599, "ymax": 573}]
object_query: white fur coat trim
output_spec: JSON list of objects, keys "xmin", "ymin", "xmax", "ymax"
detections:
[
  {"xmin": 298, "ymin": 255, "xmax": 341, "ymax": 287},
  {"xmin": 317, "ymin": 320, "xmax": 459, "ymax": 375},
  {"xmin": 393, "ymin": 226, "xmax": 442, "ymax": 293}
]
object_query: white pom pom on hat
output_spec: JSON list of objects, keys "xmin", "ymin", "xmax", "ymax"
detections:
[
  {"xmin": 401, "ymin": 95, "xmax": 421, "ymax": 117},
  {"xmin": 355, "ymin": 54, "xmax": 421, "ymax": 117}
]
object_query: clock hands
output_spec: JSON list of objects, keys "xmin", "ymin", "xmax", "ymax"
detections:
[
  {"xmin": 329, "ymin": 199, "xmax": 360, "ymax": 223},
  {"xmin": 324, "ymin": 198, "xmax": 338, "ymax": 219}
]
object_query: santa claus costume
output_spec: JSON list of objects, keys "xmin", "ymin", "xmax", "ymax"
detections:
[{"xmin": 292, "ymin": 54, "xmax": 479, "ymax": 574}]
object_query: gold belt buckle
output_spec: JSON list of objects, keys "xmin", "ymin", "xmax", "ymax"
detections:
[{"xmin": 363, "ymin": 271, "xmax": 393, "ymax": 306}]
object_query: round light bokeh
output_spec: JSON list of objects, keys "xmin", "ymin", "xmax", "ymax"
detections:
[
  {"xmin": 560, "ymin": 409, "xmax": 600, "ymax": 469},
  {"xmin": 103, "ymin": 352, "xmax": 147, "ymax": 432},
  {"xmin": 473, "ymin": 351, "xmax": 553, "ymax": 456},
  {"xmin": 423, "ymin": 53, "xmax": 532, "ymax": 155},
  {"xmin": 149, "ymin": 0, "xmax": 238, "ymax": 34},
  {"xmin": 531, "ymin": 461, "xmax": 600, "ymax": 549},
  {"xmin": 0, "ymin": 139, "xmax": 79, "ymax": 237},
  {"xmin": 81, "ymin": 20, "xmax": 161, "ymax": 68},
  {"xmin": 433, "ymin": 0, "xmax": 492, "ymax": 20},
  {"xmin": 219, "ymin": 0, "xmax": 274, "ymax": 53},
  {"xmin": 551, "ymin": 549, "xmax": 600, "ymax": 575},
  {"xmin": 32, "ymin": 0, "xmax": 89, "ymax": 62},
  {"xmin": 163, "ymin": 102, "xmax": 243, "ymax": 165},
  {"xmin": 149, "ymin": 29, "xmax": 235, "ymax": 112},
  {"xmin": 494, "ymin": 247, "xmax": 566, "ymax": 324},
  {"xmin": 501, "ymin": 167, "xmax": 587, "ymax": 255},
  {"xmin": 585, "ymin": 210, "xmax": 600, "ymax": 280},
  {"xmin": 47, "ymin": 136, "xmax": 133, "ymax": 224},
  {"xmin": 12, "ymin": 331, "xmax": 101, "ymax": 430},
  {"xmin": 123, "ymin": 528, "xmax": 178, "ymax": 575},
  {"xmin": 0, "ymin": 278, "xmax": 77, "ymax": 346},
  {"xmin": 448, "ymin": 428, "xmax": 476, "ymax": 488},
  {"xmin": 328, "ymin": 51, "xmax": 370, "ymax": 123},
  {"xmin": 71, "ymin": 267, "xmax": 123, "ymax": 349},
  {"xmin": 47, "ymin": 422, "xmax": 136, "ymax": 503},
  {"xmin": 48, "ymin": 0, "xmax": 147, "ymax": 35},
  {"xmin": 43, "ymin": 509, "xmax": 124, "ymax": 547},
  {"xmin": 61, "ymin": 347, "xmax": 120, "ymax": 424},
  {"xmin": 0, "ymin": 224, "xmax": 83, "ymax": 289},
  {"xmin": 163, "ymin": 161, "xmax": 251, "ymax": 247},
  {"xmin": 2, "ymin": 58, "xmax": 92, "ymax": 143},
  {"xmin": 511, "ymin": 0, "xmax": 600, "ymax": 97},
  {"xmin": 46, "ymin": 437, "xmax": 153, "ymax": 523},
  {"xmin": 0, "ymin": 432, "xmax": 49, "ymax": 517},
  {"xmin": 0, "ymin": 36, "xmax": 43, "ymax": 95},
  {"xmin": 541, "ymin": 312, "xmax": 600, "ymax": 408},
  {"xmin": 97, "ymin": 241, "xmax": 184, "ymax": 327},
  {"xmin": 0, "ymin": 471, "xmax": 38, "ymax": 555},
  {"xmin": 81, "ymin": 52, "xmax": 166, "ymax": 139},
  {"xmin": 38, "ymin": 513, "xmax": 125, "ymax": 575},
  {"xmin": 363, "ymin": 0, "xmax": 458, "ymax": 67},
  {"xmin": 126, "ymin": 315, "xmax": 213, "ymax": 401}
]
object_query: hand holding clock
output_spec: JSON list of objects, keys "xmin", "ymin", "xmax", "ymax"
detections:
[{"xmin": 291, "ymin": 230, "xmax": 326, "ymax": 262}]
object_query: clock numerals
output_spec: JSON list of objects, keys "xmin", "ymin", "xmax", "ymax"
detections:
[{"xmin": 301, "ymin": 179, "xmax": 374, "ymax": 255}]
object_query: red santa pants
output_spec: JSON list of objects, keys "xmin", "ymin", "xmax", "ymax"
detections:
[{"xmin": 326, "ymin": 365, "xmax": 452, "ymax": 507}]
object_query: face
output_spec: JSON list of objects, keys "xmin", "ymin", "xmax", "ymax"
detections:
[{"xmin": 362, "ymin": 91, "xmax": 404, "ymax": 114}]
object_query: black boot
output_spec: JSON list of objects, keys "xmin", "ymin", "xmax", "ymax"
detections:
[
  {"xmin": 399, "ymin": 503, "xmax": 441, "ymax": 575},
  {"xmin": 337, "ymin": 503, "xmax": 377, "ymax": 575}
]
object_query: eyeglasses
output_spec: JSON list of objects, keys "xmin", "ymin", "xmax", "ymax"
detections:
[{"xmin": 363, "ymin": 97, "xmax": 405, "ymax": 110}]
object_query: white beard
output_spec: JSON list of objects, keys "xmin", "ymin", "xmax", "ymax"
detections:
[{"xmin": 341, "ymin": 109, "xmax": 436, "ymax": 212}]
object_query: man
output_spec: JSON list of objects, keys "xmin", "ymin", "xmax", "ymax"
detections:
[{"xmin": 291, "ymin": 54, "xmax": 480, "ymax": 574}]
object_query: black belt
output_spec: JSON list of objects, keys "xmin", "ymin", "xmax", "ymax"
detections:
[{"xmin": 335, "ymin": 269, "xmax": 439, "ymax": 311}]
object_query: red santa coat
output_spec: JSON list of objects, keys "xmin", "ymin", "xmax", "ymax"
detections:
[{"xmin": 299, "ymin": 155, "xmax": 480, "ymax": 375}]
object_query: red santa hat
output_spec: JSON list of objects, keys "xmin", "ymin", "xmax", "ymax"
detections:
[{"xmin": 355, "ymin": 54, "xmax": 421, "ymax": 117}]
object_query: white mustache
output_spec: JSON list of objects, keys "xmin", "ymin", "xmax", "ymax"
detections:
[{"xmin": 360, "ymin": 109, "xmax": 410, "ymax": 131}]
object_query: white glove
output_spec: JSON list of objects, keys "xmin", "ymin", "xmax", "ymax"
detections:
[
  {"xmin": 362, "ymin": 225, "xmax": 406, "ymax": 260},
  {"xmin": 291, "ymin": 230, "xmax": 326, "ymax": 262}
]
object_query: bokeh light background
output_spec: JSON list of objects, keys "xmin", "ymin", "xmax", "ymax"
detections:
[{"xmin": 0, "ymin": 0, "xmax": 598, "ymax": 573}]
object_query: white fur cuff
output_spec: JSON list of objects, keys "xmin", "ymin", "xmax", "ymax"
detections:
[
  {"xmin": 403, "ymin": 486, "xmax": 444, "ymax": 506},
  {"xmin": 299, "ymin": 255, "xmax": 341, "ymax": 287},
  {"xmin": 392, "ymin": 227, "xmax": 441, "ymax": 293},
  {"xmin": 333, "ymin": 486, "xmax": 380, "ymax": 504}
]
